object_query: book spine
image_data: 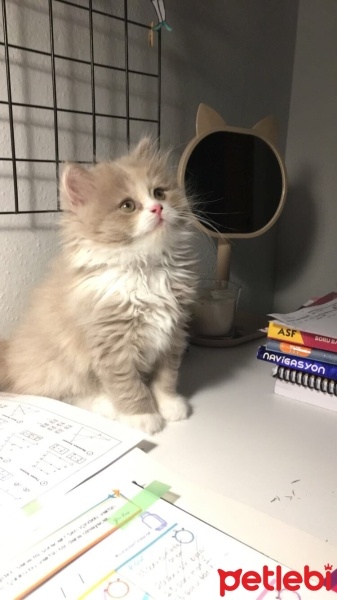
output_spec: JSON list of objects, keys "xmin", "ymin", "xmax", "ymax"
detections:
[
  {"xmin": 265, "ymin": 339, "xmax": 337, "ymax": 365},
  {"xmin": 256, "ymin": 345, "xmax": 337, "ymax": 379},
  {"xmin": 302, "ymin": 291, "xmax": 337, "ymax": 307},
  {"xmin": 274, "ymin": 366, "xmax": 337, "ymax": 396},
  {"xmin": 267, "ymin": 321, "xmax": 337, "ymax": 353}
]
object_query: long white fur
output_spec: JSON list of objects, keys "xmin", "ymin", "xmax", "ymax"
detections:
[{"xmin": 0, "ymin": 139, "xmax": 197, "ymax": 434}]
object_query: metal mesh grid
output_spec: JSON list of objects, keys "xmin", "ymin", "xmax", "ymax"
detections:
[{"xmin": 0, "ymin": 0, "xmax": 161, "ymax": 214}]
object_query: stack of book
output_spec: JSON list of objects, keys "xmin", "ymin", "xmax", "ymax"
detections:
[{"xmin": 256, "ymin": 291, "xmax": 337, "ymax": 412}]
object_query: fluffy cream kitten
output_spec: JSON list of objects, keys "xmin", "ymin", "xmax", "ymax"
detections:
[{"xmin": 0, "ymin": 139, "xmax": 196, "ymax": 433}]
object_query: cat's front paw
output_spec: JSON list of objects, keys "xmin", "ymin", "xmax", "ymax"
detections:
[
  {"xmin": 156, "ymin": 393, "xmax": 190, "ymax": 422},
  {"xmin": 118, "ymin": 412, "xmax": 164, "ymax": 434}
]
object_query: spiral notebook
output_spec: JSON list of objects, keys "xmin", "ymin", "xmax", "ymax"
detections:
[{"xmin": 274, "ymin": 377, "xmax": 337, "ymax": 412}]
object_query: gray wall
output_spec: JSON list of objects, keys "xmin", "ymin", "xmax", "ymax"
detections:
[
  {"xmin": 274, "ymin": 0, "xmax": 337, "ymax": 311},
  {"xmin": 0, "ymin": 1, "xmax": 299, "ymax": 336},
  {"xmin": 159, "ymin": 0, "xmax": 299, "ymax": 315}
]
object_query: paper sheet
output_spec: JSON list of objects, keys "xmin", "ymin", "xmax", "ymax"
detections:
[
  {"xmin": 0, "ymin": 394, "xmax": 142, "ymax": 516},
  {"xmin": 0, "ymin": 453, "xmax": 333, "ymax": 600},
  {"xmin": 270, "ymin": 298, "xmax": 337, "ymax": 338}
]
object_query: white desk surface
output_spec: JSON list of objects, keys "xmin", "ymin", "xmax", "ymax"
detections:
[{"xmin": 142, "ymin": 339, "xmax": 337, "ymax": 547}]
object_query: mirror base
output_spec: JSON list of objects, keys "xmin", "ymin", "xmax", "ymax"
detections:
[{"xmin": 189, "ymin": 311, "xmax": 266, "ymax": 347}]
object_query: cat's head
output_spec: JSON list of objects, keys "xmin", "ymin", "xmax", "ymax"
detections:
[{"xmin": 60, "ymin": 138, "xmax": 191, "ymax": 255}]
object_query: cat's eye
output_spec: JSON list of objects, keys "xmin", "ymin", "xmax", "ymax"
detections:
[
  {"xmin": 119, "ymin": 199, "xmax": 136, "ymax": 213},
  {"xmin": 153, "ymin": 187, "xmax": 166, "ymax": 201}
]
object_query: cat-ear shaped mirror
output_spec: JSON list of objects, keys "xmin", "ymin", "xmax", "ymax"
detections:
[{"xmin": 178, "ymin": 104, "xmax": 287, "ymax": 281}]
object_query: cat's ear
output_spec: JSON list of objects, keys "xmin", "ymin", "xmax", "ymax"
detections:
[
  {"xmin": 196, "ymin": 104, "xmax": 227, "ymax": 136},
  {"xmin": 60, "ymin": 164, "xmax": 94, "ymax": 211},
  {"xmin": 131, "ymin": 137, "xmax": 156, "ymax": 160},
  {"xmin": 253, "ymin": 116, "xmax": 278, "ymax": 145}
]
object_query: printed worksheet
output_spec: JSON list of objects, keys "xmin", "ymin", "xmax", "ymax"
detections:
[
  {"xmin": 0, "ymin": 458, "xmax": 333, "ymax": 600},
  {"xmin": 0, "ymin": 393, "xmax": 142, "ymax": 516},
  {"xmin": 27, "ymin": 497, "xmax": 333, "ymax": 600}
]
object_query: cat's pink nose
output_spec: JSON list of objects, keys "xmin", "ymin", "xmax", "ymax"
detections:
[{"xmin": 150, "ymin": 203, "xmax": 163, "ymax": 216}]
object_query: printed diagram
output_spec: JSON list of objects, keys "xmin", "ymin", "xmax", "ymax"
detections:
[
  {"xmin": 173, "ymin": 528, "xmax": 195, "ymax": 544},
  {"xmin": 0, "ymin": 430, "xmax": 42, "ymax": 458},
  {"xmin": 0, "ymin": 430, "xmax": 48, "ymax": 503},
  {"xmin": 102, "ymin": 575, "xmax": 152, "ymax": 600},
  {"xmin": 0, "ymin": 398, "xmax": 132, "ymax": 515},
  {"xmin": 0, "ymin": 402, "xmax": 39, "ymax": 423},
  {"xmin": 21, "ymin": 430, "xmax": 43, "ymax": 442},
  {"xmin": 49, "ymin": 444, "xmax": 84, "ymax": 464},
  {"xmin": 38, "ymin": 420, "xmax": 120, "ymax": 453},
  {"xmin": 65, "ymin": 426, "xmax": 117, "ymax": 448},
  {"xmin": 50, "ymin": 443, "xmax": 68, "ymax": 455},
  {"xmin": 0, "ymin": 476, "xmax": 31, "ymax": 505},
  {"xmin": 141, "ymin": 512, "xmax": 167, "ymax": 531},
  {"xmin": 32, "ymin": 440, "xmax": 99, "ymax": 477},
  {"xmin": 0, "ymin": 421, "xmax": 118, "ymax": 505},
  {"xmin": 67, "ymin": 453, "xmax": 85, "ymax": 464},
  {"xmin": 27, "ymin": 423, "xmax": 120, "ymax": 479},
  {"xmin": 104, "ymin": 578, "xmax": 130, "ymax": 598},
  {"xmin": 0, "ymin": 467, "xmax": 12, "ymax": 481},
  {"xmin": 38, "ymin": 418, "xmax": 73, "ymax": 434}
]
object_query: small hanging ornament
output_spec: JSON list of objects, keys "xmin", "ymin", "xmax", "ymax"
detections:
[
  {"xmin": 150, "ymin": 0, "xmax": 172, "ymax": 32},
  {"xmin": 148, "ymin": 21, "xmax": 155, "ymax": 47}
]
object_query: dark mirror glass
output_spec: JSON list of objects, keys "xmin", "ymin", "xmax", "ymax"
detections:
[{"xmin": 184, "ymin": 131, "xmax": 283, "ymax": 235}]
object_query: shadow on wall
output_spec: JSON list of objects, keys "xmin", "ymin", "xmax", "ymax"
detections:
[{"xmin": 276, "ymin": 166, "xmax": 317, "ymax": 286}]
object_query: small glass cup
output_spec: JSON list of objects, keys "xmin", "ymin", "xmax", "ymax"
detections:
[{"xmin": 191, "ymin": 280, "xmax": 241, "ymax": 338}]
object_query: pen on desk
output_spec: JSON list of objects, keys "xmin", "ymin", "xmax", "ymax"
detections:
[{"xmin": 132, "ymin": 480, "xmax": 144, "ymax": 488}]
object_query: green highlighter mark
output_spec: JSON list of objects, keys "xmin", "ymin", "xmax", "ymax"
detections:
[
  {"xmin": 108, "ymin": 480, "xmax": 171, "ymax": 529},
  {"xmin": 22, "ymin": 499, "xmax": 41, "ymax": 516},
  {"xmin": 143, "ymin": 480, "xmax": 171, "ymax": 498}
]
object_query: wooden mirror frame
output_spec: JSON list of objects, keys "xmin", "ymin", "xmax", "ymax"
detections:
[{"xmin": 177, "ymin": 104, "xmax": 288, "ymax": 280}]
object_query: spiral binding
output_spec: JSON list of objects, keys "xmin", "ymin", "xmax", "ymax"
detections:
[{"xmin": 275, "ymin": 366, "xmax": 337, "ymax": 396}]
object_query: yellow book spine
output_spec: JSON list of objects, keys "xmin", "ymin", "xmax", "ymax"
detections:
[{"xmin": 267, "ymin": 322, "xmax": 305, "ymax": 344}]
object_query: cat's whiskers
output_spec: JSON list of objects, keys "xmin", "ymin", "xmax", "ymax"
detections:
[{"xmin": 191, "ymin": 206, "xmax": 240, "ymax": 234}]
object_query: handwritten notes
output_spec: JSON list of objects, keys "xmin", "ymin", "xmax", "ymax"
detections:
[
  {"xmin": 270, "ymin": 298, "xmax": 337, "ymax": 338},
  {"xmin": 0, "ymin": 470, "xmax": 327, "ymax": 600}
]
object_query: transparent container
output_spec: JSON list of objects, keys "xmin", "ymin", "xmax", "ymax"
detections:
[{"xmin": 191, "ymin": 280, "xmax": 241, "ymax": 337}]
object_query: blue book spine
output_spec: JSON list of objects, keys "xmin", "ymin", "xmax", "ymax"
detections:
[
  {"xmin": 266, "ymin": 339, "xmax": 337, "ymax": 365},
  {"xmin": 257, "ymin": 345, "xmax": 337, "ymax": 380}
]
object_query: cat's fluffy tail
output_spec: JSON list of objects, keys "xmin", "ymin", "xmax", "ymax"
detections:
[{"xmin": 0, "ymin": 340, "xmax": 9, "ymax": 390}]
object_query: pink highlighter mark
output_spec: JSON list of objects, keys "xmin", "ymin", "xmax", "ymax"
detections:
[{"xmin": 255, "ymin": 580, "xmax": 276, "ymax": 600}]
